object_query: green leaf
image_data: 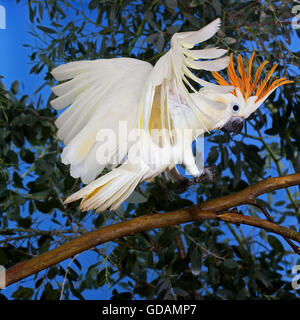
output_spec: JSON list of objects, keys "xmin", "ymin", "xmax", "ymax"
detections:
[
  {"xmin": 115, "ymin": 205, "xmax": 125, "ymax": 218},
  {"xmin": 212, "ymin": 0, "xmax": 221, "ymax": 12},
  {"xmin": 166, "ymin": 25, "xmax": 180, "ymax": 35},
  {"xmin": 38, "ymin": 2, "xmax": 43, "ymax": 20},
  {"xmin": 256, "ymin": 270, "xmax": 271, "ymax": 289},
  {"xmin": 41, "ymin": 283, "xmax": 60, "ymax": 300},
  {"xmin": 69, "ymin": 280, "xmax": 85, "ymax": 300},
  {"xmin": 267, "ymin": 235, "xmax": 285, "ymax": 254},
  {"xmin": 13, "ymin": 171, "xmax": 23, "ymax": 188},
  {"xmin": 223, "ymin": 259, "xmax": 238, "ymax": 269},
  {"xmin": 182, "ymin": 11, "xmax": 200, "ymax": 28},
  {"xmin": 12, "ymin": 131, "xmax": 24, "ymax": 147},
  {"xmin": 174, "ymin": 287, "xmax": 189, "ymax": 297},
  {"xmin": 208, "ymin": 265, "xmax": 220, "ymax": 287},
  {"xmin": 11, "ymin": 80, "xmax": 19, "ymax": 94},
  {"xmin": 38, "ymin": 235, "xmax": 52, "ymax": 254},
  {"xmin": 12, "ymin": 287, "xmax": 34, "ymax": 300},
  {"xmin": 166, "ymin": 0, "xmax": 178, "ymax": 10},
  {"xmin": 20, "ymin": 149, "xmax": 35, "ymax": 164},
  {"xmin": 88, "ymin": 0, "xmax": 98, "ymax": 10},
  {"xmin": 35, "ymin": 200, "xmax": 51, "ymax": 214},
  {"xmin": 37, "ymin": 25, "xmax": 57, "ymax": 34},
  {"xmin": 97, "ymin": 269, "xmax": 107, "ymax": 287},
  {"xmin": 274, "ymin": 201, "xmax": 285, "ymax": 207},
  {"xmin": 206, "ymin": 147, "xmax": 219, "ymax": 165},
  {"xmin": 58, "ymin": 39, "xmax": 65, "ymax": 57},
  {"xmin": 126, "ymin": 191, "xmax": 148, "ymax": 204},
  {"xmin": 6, "ymin": 150, "xmax": 18, "ymax": 165},
  {"xmin": 191, "ymin": 248, "xmax": 202, "ymax": 276},
  {"xmin": 158, "ymin": 227, "xmax": 178, "ymax": 247},
  {"xmin": 0, "ymin": 248, "xmax": 8, "ymax": 265},
  {"xmin": 29, "ymin": 3, "xmax": 35, "ymax": 23},
  {"xmin": 18, "ymin": 217, "xmax": 32, "ymax": 228}
]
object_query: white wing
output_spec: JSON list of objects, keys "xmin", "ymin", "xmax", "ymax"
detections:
[
  {"xmin": 138, "ymin": 18, "xmax": 232, "ymax": 137},
  {"xmin": 51, "ymin": 58, "xmax": 153, "ymax": 184}
]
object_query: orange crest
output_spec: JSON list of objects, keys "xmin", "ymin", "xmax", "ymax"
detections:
[{"xmin": 212, "ymin": 53, "xmax": 293, "ymax": 102}]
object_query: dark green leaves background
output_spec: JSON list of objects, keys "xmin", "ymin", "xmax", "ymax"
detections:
[{"xmin": 0, "ymin": 0, "xmax": 299, "ymax": 300}]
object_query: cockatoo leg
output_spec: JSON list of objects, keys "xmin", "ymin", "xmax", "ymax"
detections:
[
  {"xmin": 193, "ymin": 165, "xmax": 216, "ymax": 183},
  {"xmin": 169, "ymin": 165, "xmax": 216, "ymax": 192},
  {"xmin": 167, "ymin": 166, "xmax": 187, "ymax": 183}
]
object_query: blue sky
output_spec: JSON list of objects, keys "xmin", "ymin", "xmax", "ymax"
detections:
[
  {"xmin": 0, "ymin": 1, "xmax": 43, "ymax": 94},
  {"xmin": 0, "ymin": 0, "xmax": 299, "ymax": 299}
]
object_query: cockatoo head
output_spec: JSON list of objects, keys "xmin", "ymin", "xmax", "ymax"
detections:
[{"xmin": 210, "ymin": 52, "xmax": 293, "ymax": 134}]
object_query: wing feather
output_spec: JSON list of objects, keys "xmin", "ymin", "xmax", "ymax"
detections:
[
  {"xmin": 182, "ymin": 47, "xmax": 227, "ymax": 60},
  {"xmin": 176, "ymin": 18, "xmax": 222, "ymax": 48},
  {"xmin": 51, "ymin": 58, "xmax": 153, "ymax": 184},
  {"xmin": 139, "ymin": 18, "xmax": 232, "ymax": 135}
]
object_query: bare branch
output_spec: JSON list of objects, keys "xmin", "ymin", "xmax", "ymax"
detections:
[{"xmin": 246, "ymin": 199, "xmax": 300, "ymax": 255}]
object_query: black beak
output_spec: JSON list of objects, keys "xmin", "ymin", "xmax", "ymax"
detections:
[{"xmin": 221, "ymin": 117, "xmax": 243, "ymax": 135}]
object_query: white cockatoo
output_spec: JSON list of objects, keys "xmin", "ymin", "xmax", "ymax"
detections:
[{"xmin": 50, "ymin": 18, "xmax": 292, "ymax": 212}]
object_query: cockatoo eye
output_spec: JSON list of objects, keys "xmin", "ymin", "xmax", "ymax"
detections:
[{"xmin": 231, "ymin": 104, "xmax": 240, "ymax": 113}]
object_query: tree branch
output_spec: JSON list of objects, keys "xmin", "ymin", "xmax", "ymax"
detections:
[
  {"xmin": 246, "ymin": 199, "xmax": 300, "ymax": 255},
  {"xmin": 218, "ymin": 213, "xmax": 300, "ymax": 244},
  {"xmin": 4, "ymin": 173, "xmax": 300, "ymax": 287}
]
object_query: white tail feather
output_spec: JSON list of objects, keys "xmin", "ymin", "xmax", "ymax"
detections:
[{"xmin": 64, "ymin": 160, "xmax": 149, "ymax": 212}]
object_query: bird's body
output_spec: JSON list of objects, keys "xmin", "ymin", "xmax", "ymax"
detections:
[{"xmin": 50, "ymin": 18, "xmax": 292, "ymax": 212}]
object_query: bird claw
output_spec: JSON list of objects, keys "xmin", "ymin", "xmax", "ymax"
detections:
[
  {"xmin": 193, "ymin": 165, "xmax": 216, "ymax": 183},
  {"xmin": 174, "ymin": 165, "xmax": 216, "ymax": 192}
]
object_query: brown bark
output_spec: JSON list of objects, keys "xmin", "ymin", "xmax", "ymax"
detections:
[{"xmin": 5, "ymin": 173, "xmax": 300, "ymax": 287}]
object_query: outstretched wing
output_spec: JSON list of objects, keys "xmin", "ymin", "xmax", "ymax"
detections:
[
  {"xmin": 138, "ymin": 18, "xmax": 232, "ymax": 136},
  {"xmin": 51, "ymin": 58, "xmax": 153, "ymax": 184}
]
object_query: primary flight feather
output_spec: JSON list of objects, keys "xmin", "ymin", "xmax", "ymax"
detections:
[{"xmin": 50, "ymin": 18, "xmax": 292, "ymax": 212}]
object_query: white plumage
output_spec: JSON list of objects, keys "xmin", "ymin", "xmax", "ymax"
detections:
[{"xmin": 51, "ymin": 18, "xmax": 234, "ymax": 212}]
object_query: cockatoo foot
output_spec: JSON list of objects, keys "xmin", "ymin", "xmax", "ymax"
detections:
[
  {"xmin": 194, "ymin": 165, "xmax": 216, "ymax": 183},
  {"xmin": 173, "ymin": 165, "xmax": 216, "ymax": 192}
]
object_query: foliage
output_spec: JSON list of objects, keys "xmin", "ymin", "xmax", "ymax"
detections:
[{"xmin": 0, "ymin": 0, "xmax": 299, "ymax": 300}]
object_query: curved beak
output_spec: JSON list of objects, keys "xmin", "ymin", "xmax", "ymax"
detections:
[{"xmin": 221, "ymin": 116, "xmax": 243, "ymax": 135}]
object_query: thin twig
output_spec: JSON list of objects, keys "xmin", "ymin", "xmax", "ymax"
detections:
[
  {"xmin": 59, "ymin": 254, "xmax": 80, "ymax": 300},
  {"xmin": 247, "ymin": 199, "xmax": 300, "ymax": 255},
  {"xmin": 252, "ymin": 123, "xmax": 299, "ymax": 216}
]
